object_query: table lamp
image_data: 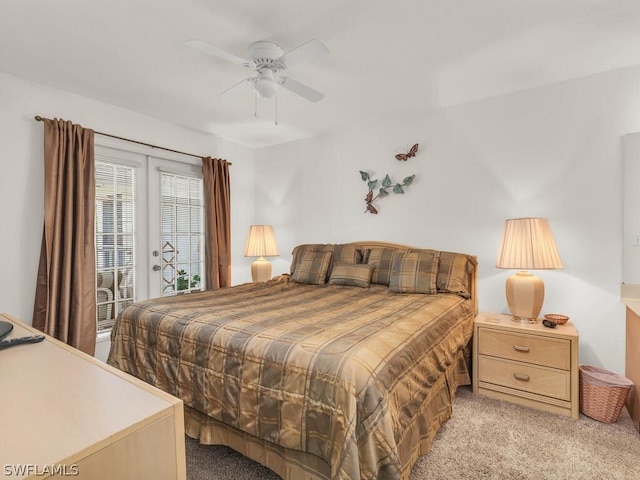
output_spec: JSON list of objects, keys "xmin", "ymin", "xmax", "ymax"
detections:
[
  {"xmin": 244, "ymin": 225, "xmax": 279, "ymax": 282},
  {"xmin": 496, "ymin": 218, "xmax": 563, "ymax": 323}
]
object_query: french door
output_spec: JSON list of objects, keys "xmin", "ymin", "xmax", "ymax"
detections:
[
  {"xmin": 147, "ymin": 157, "xmax": 204, "ymax": 299},
  {"xmin": 95, "ymin": 145, "xmax": 204, "ymax": 331}
]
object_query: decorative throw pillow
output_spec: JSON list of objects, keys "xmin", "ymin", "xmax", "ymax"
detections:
[
  {"xmin": 389, "ymin": 251, "xmax": 440, "ymax": 294},
  {"xmin": 365, "ymin": 247, "xmax": 405, "ymax": 286},
  {"xmin": 291, "ymin": 250, "xmax": 333, "ymax": 285},
  {"xmin": 290, "ymin": 244, "xmax": 363, "ymax": 277},
  {"xmin": 330, "ymin": 244, "xmax": 364, "ymax": 266},
  {"xmin": 328, "ymin": 263, "xmax": 374, "ymax": 288}
]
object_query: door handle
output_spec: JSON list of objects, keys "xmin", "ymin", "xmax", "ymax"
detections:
[{"xmin": 152, "ymin": 265, "xmax": 161, "ymax": 272}]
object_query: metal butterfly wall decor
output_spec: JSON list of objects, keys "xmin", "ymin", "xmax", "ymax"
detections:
[
  {"xmin": 395, "ymin": 143, "xmax": 418, "ymax": 161},
  {"xmin": 360, "ymin": 171, "xmax": 415, "ymax": 214}
]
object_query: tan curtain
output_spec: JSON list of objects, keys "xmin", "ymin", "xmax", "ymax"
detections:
[
  {"xmin": 202, "ymin": 157, "xmax": 231, "ymax": 289},
  {"xmin": 33, "ymin": 118, "xmax": 96, "ymax": 355}
]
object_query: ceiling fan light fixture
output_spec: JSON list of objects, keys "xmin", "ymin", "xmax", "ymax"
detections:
[{"xmin": 255, "ymin": 70, "xmax": 280, "ymax": 98}]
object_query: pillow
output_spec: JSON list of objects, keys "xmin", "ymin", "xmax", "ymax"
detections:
[
  {"xmin": 291, "ymin": 250, "xmax": 333, "ymax": 285},
  {"xmin": 290, "ymin": 244, "xmax": 363, "ymax": 276},
  {"xmin": 290, "ymin": 244, "xmax": 323, "ymax": 274},
  {"xmin": 389, "ymin": 251, "xmax": 440, "ymax": 294},
  {"xmin": 437, "ymin": 251, "xmax": 475, "ymax": 298},
  {"xmin": 364, "ymin": 247, "xmax": 406, "ymax": 286},
  {"xmin": 328, "ymin": 263, "xmax": 374, "ymax": 288}
]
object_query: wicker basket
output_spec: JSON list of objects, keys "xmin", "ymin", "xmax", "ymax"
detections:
[
  {"xmin": 544, "ymin": 313, "xmax": 569, "ymax": 325},
  {"xmin": 579, "ymin": 365, "xmax": 633, "ymax": 423}
]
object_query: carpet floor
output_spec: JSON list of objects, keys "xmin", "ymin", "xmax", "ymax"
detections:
[{"xmin": 185, "ymin": 386, "xmax": 640, "ymax": 479}]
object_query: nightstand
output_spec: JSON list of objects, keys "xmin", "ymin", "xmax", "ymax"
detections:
[{"xmin": 472, "ymin": 312, "xmax": 579, "ymax": 419}]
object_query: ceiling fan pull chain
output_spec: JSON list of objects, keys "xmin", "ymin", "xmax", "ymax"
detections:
[{"xmin": 254, "ymin": 86, "xmax": 258, "ymax": 117}]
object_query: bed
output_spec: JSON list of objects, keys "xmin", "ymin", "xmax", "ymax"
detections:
[{"xmin": 107, "ymin": 241, "xmax": 477, "ymax": 480}]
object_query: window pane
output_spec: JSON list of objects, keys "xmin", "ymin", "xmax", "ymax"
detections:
[
  {"xmin": 176, "ymin": 236, "xmax": 189, "ymax": 263},
  {"xmin": 116, "ymin": 234, "xmax": 134, "ymax": 267},
  {"xmin": 191, "ymin": 263, "xmax": 201, "ymax": 290},
  {"xmin": 161, "ymin": 205, "xmax": 175, "ymax": 233},
  {"xmin": 118, "ymin": 200, "xmax": 134, "ymax": 233},
  {"xmin": 176, "ymin": 205, "xmax": 189, "ymax": 233},
  {"xmin": 190, "ymin": 178, "xmax": 202, "ymax": 206},
  {"xmin": 191, "ymin": 236, "xmax": 201, "ymax": 262},
  {"xmin": 117, "ymin": 267, "xmax": 134, "ymax": 300},
  {"xmin": 161, "ymin": 175, "xmax": 175, "ymax": 204},
  {"xmin": 176, "ymin": 177, "xmax": 190, "ymax": 204},
  {"xmin": 190, "ymin": 206, "xmax": 202, "ymax": 233}
]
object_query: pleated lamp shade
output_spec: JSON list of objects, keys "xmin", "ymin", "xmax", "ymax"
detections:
[
  {"xmin": 496, "ymin": 218, "xmax": 563, "ymax": 322},
  {"xmin": 244, "ymin": 225, "xmax": 279, "ymax": 282}
]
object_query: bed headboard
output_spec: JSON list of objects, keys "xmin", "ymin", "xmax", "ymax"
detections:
[{"xmin": 347, "ymin": 241, "xmax": 478, "ymax": 314}]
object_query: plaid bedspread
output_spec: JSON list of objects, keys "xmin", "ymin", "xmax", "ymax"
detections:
[{"xmin": 108, "ymin": 276, "xmax": 475, "ymax": 479}]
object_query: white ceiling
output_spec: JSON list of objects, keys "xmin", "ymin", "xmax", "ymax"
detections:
[{"xmin": 3, "ymin": 0, "xmax": 640, "ymax": 148}]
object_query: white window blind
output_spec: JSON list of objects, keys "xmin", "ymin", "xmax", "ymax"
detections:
[
  {"xmin": 160, "ymin": 172, "xmax": 204, "ymax": 296},
  {"xmin": 95, "ymin": 162, "xmax": 136, "ymax": 332}
]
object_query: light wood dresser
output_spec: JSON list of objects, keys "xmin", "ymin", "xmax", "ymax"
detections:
[
  {"xmin": 472, "ymin": 312, "xmax": 579, "ymax": 419},
  {"xmin": 0, "ymin": 313, "xmax": 186, "ymax": 479},
  {"xmin": 625, "ymin": 302, "xmax": 640, "ymax": 432}
]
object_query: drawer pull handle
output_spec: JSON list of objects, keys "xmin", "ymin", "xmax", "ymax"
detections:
[
  {"xmin": 513, "ymin": 345, "xmax": 530, "ymax": 353},
  {"xmin": 513, "ymin": 373, "xmax": 530, "ymax": 382}
]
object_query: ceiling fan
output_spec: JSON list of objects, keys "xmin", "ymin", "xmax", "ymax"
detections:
[{"xmin": 186, "ymin": 38, "xmax": 330, "ymax": 102}]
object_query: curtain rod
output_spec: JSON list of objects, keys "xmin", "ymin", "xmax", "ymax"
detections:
[{"xmin": 34, "ymin": 115, "xmax": 231, "ymax": 165}]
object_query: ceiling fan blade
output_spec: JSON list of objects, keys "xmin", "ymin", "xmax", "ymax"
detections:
[
  {"xmin": 186, "ymin": 39, "xmax": 249, "ymax": 66},
  {"xmin": 277, "ymin": 39, "xmax": 329, "ymax": 70},
  {"xmin": 280, "ymin": 76, "xmax": 324, "ymax": 102},
  {"xmin": 221, "ymin": 77, "xmax": 256, "ymax": 97}
]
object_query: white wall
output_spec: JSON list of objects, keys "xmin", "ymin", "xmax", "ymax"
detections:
[
  {"xmin": 255, "ymin": 64, "xmax": 640, "ymax": 374},
  {"xmin": 0, "ymin": 72, "xmax": 255, "ymax": 325},
  {"xmin": 623, "ymin": 133, "xmax": 640, "ymax": 284}
]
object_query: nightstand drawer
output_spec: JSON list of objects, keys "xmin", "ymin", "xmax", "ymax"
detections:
[
  {"xmin": 478, "ymin": 356, "xmax": 571, "ymax": 401},
  {"xmin": 478, "ymin": 328, "xmax": 570, "ymax": 370}
]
